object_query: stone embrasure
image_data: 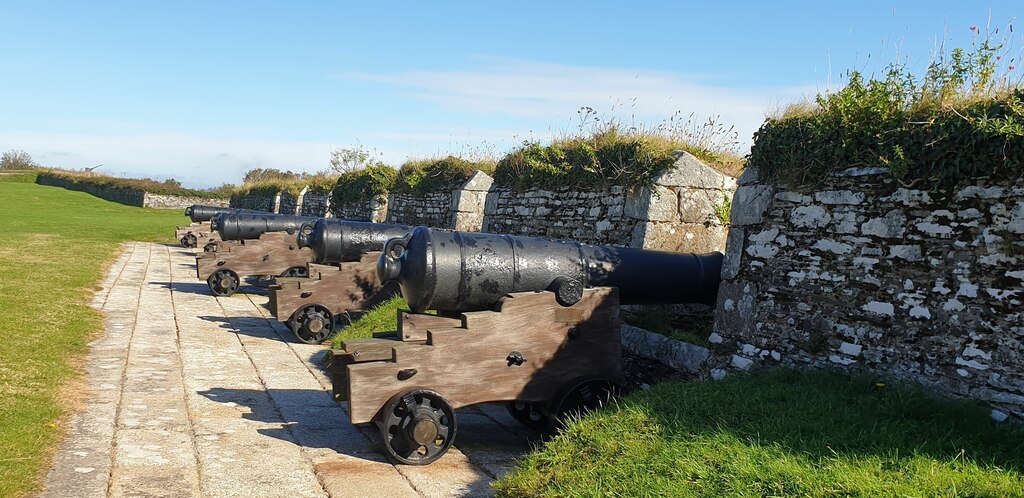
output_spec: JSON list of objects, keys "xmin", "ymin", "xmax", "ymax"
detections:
[
  {"xmin": 483, "ymin": 152, "xmax": 736, "ymax": 251},
  {"xmin": 713, "ymin": 165, "xmax": 1024, "ymax": 419}
]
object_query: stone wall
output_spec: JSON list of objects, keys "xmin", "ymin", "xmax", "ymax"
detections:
[
  {"xmin": 451, "ymin": 171, "xmax": 493, "ymax": 231},
  {"xmin": 300, "ymin": 189, "xmax": 332, "ymax": 217},
  {"xmin": 142, "ymin": 193, "xmax": 228, "ymax": 210},
  {"xmin": 331, "ymin": 196, "xmax": 387, "ymax": 223},
  {"xmin": 278, "ymin": 190, "xmax": 301, "ymax": 215},
  {"xmin": 385, "ymin": 190, "xmax": 454, "ymax": 227},
  {"xmin": 38, "ymin": 173, "xmax": 146, "ymax": 206},
  {"xmin": 230, "ymin": 192, "xmax": 278, "ymax": 213},
  {"xmin": 482, "ymin": 152, "xmax": 735, "ymax": 250},
  {"xmin": 712, "ymin": 165, "xmax": 1024, "ymax": 418},
  {"xmin": 37, "ymin": 173, "xmax": 227, "ymax": 209},
  {"xmin": 384, "ymin": 171, "xmax": 493, "ymax": 230}
]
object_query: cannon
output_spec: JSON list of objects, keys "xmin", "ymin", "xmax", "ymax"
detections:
[
  {"xmin": 196, "ymin": 213, "xmax": 321, "ymax": 296},
  {"xmin": 176, "ymin": 205, "xmax": 254, "ymax": 249},
  {"xmin": 267, "ymin": 219, "xmax": 411, "ymax": 344},
  {"xmin": 329, "ymin": 227, "xmax": 723, "ymax": 464}
]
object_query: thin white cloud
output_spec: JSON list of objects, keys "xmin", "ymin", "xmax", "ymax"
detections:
[{"xmin": 341, "ymin": 56, "xmax": 811, "ymax": 145}]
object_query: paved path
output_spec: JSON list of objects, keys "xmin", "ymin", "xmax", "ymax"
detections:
[{"xmin": 41, "ymin": 242, "xmax": 535, "ymax": 498}]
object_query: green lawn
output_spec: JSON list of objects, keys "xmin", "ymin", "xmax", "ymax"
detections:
[
  {"xmin": 0, "ymin": 172, "xmax": 183, "ymax": 497},
  {"xmin": 495, "ymin": 368, "xmax": 1024, "ymax": 497},
  {"xmin": 330, "ymin": 296, "xmax": 411, "ymax": 348}
]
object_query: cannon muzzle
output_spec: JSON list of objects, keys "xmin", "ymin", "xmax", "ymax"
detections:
[
  {"xmin": 215, "ymin": 213, "xmax": 321, "ymax": 241},
  {"xmin": 186, "ymin": 205, "xmax": 239, "ymax": 222},
  {"xmin": 378, "ymin": 227, "xmax": 723, "ymax": 313},
  {"xmin": 299, "ymin": 219, "xmax": 413, "ymax": 264}
]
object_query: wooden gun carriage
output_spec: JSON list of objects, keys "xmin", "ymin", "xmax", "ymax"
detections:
[
  {"xmin": 266, "ymin": 219, "xmax": 411, "ymax": 343},
  {"xmin": 330, "ymin": 227, "xmax": 723, "ymax": 465},
  {"xmin": 195, "ymin": 212, "xmax": 323, "ymax": 296}
]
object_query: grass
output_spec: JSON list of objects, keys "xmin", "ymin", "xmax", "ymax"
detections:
[
  {"xmin": 331, "ymin": 296, "xmax": 410, "ymax": 348},
  {"xmin": 0, "ymin": 172, "xmax": 183, "ymax": 497},
  {"xmin": 395, "ymin": 156, "xmax": 496, "ymax": 194},
  {"xmin": 621, "ymin": 307, "xmax": 712, "ymax": 347},
  {"xmin": 495, "ymin": 368, "xmax": 1024, "ymax": 497},
  {"xmin": 751, "ymin": 22, "xmax": 1023, "ymax": 187},
  {"xmin": 36, "ymin": 169, "xmax": 231, "ymax": 198}
]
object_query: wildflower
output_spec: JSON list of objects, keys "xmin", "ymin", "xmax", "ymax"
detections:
[
  {"xmin": 970, "ymin": 25, "xmax": 977, "ymax": 31},
  {"xmin": 997, "ymin": 55, "xmax": 1002, "ymax": 60},
  {"xmin": 1010, "ymin": 65, "xmax": 1016, "ymax": 70}
]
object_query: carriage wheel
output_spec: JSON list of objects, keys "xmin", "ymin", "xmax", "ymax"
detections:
[
  {"xmin": 182, "ymin": 233, "xmax": 198, "ymax": 248},
  {"xmin": 207, "ymin": 269, "xmax": 240, "ymax": 297},
  {"xmin": 548, "ymin": 378, "xmax": 618, "ymax": 432},
  {"xmin": 290, "ymin": 305, "xmax": 334, "ymax": 344},
  {"xmin": 378, "ymin": 389, "xmax": 456, "ymax": 465},
  {"xmin": 505, "ymin": 401, "xmax": 549, "ymax": 430},
  {"xmin": 203, "ymin": 241, "xmax": 218, "ymax": 252}
]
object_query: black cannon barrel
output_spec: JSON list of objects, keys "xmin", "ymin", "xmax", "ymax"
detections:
[
  {"xmin": 185, "ymin": 205, "xmax": 238, "ymax": 222},
  {"xmin": 296, "ymin": 219, "xmax": 413, "ymax": 264},
  {"xmin": 215, "ymin": 213, "xmax": 321, "ymax": 241},
  {"xmin": 378, "ymin": 227, "xmax": 723, "ymax": 313}
]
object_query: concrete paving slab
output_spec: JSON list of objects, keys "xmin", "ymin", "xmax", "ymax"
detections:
[{"xmin": 42, "ymin": 242, "xmax": 532, "ymax": 498}]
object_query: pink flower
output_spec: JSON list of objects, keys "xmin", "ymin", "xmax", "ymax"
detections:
[
  {"xmin": 997, "ymin": 55, "xmax": 1002, "ymax": 60},
  {"xmin": 1010, "ymin": 65, "xmax": 1017, "ymax": 70},
  {"xmin": 970, "ymin": 25, "xmax": 977, "ymax": 31}
]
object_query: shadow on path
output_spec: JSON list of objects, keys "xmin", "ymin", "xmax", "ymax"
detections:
[{"xmin": 197, "ymin": 387, "xmax": 537, "ymax": 467}]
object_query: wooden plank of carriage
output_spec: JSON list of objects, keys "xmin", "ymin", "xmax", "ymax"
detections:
[
  {"xmin": 195, "ymin": 231, "xmax": 313, "ymax": 282},
  {"xmin": 268, "ymin": 252, "xmax": 398, "ymax": 326},
  {"xmin": 342, "ymin": 287, "xmax": 623, "ymax": 425}
]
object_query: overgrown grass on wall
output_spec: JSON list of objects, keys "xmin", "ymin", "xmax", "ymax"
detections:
[
  {"xmin": 394, "ymin": 156, "xmax": 495, "ymax": 194},
  {"xmin": 750, "ymin": 28, "xmax": 1023, "ymax": 188},
  {"xmin": 330, "ymin": 165, "xmax": 398, "ymax": 205},
  {"xmin": 494, "ymin": 122, "xmax": 743, "ymax": 191},
  {"xmin": 37, "ymin": 170, "xmax": 231, "ymax": 199}
]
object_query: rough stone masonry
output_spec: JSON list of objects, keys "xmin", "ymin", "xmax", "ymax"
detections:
[{"xmin": 712, "ymin": 164, "xmax": 1024, "ymax": 419}]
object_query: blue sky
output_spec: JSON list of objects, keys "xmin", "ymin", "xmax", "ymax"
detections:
[{"xmin": 1, "ymin": 1, "xmax": 1021, "ymax": 188}]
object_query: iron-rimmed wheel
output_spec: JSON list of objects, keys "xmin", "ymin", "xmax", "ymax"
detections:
[
  {"xmin": 207, "ymin": 269, "xmax": 240, "ymax": 297},
  {"xmin": 505, "ymin": 401, "xmax": 548, "ymax": 429},
  {"xmin": 378, "ymin": 389, "xmax": 456, "ymax": 465},
  {"xmin": 280, "ymin": 266, "xmax": 308, "ymax": 278},
  {"xmin": 548, "ymin": 378, "xmax": 618, "ymax": 432},
  {"xmin": 181, "ymin": 233, "xmax": 198, "ymax": 248},
  {"xmin": 203, "ymin": 241, "xmax": 218, "ymax": 252},
  {"xmin": 290, "ymin": 305, "xmax": 334, "ymax": 344}
]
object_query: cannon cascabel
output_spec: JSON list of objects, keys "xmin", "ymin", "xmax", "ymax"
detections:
[
  {"xmin": 296, "ymin": 219, "xmax": 413, "ymax": 264},
  {"xmin": 215, "ymin": 213, "xmax": 320, "ymax": 241},
  {"xmin": 377, "ymin": 226, "xmax": 723, "ymax": 313}
]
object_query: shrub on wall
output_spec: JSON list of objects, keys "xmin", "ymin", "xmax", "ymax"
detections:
[
  {"xmin": 37, "ymin": 170, "xmax": 231, "ymax": 199},
  {"xmin": 394, "ymin": 156, "xmax": 494, "ymax": 194},
  {"xmin": 231, "ymin": 180, "xmax": 304, "ymax": 198},
  {"xmin": 330, "ymin": 165, "xmax": 398, "ymax": 205},
  {"xmin": 750, "ymin": 30, "xmax": 1024, "ymax": 188},
  {"xmin": 494, "ymin": 124, "xmax": 741, "ymax": 191}
]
